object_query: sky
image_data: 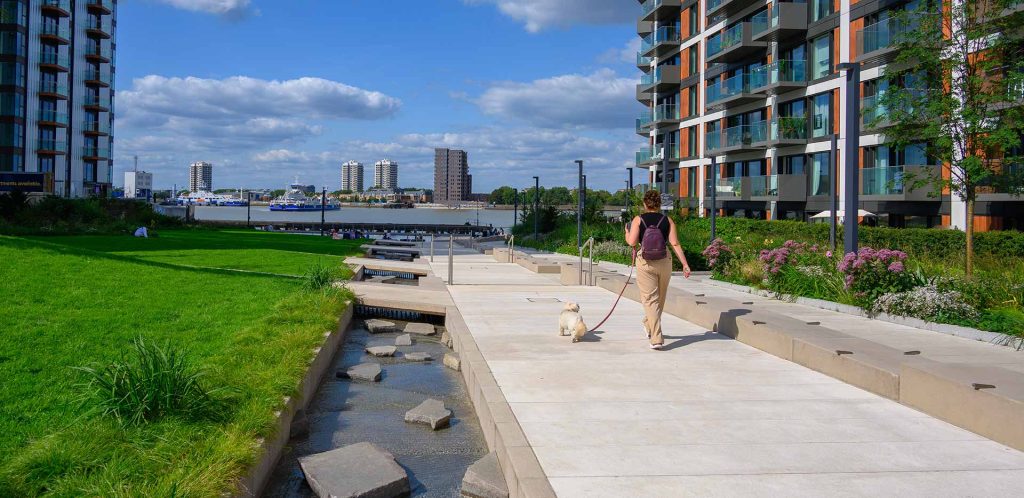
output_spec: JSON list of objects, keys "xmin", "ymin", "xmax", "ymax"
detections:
[{"xmin": 114, "ymin": 0, "xmax": 643, "ymax": 193}]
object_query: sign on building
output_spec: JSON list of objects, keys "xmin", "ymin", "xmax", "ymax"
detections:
[{"xmin": 0, "ymin": 173, "xmax": 53, "ymax": 193}]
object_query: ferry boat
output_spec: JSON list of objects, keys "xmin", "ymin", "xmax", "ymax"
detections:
[
  {"xmin": 269, "ymin": 180, "xmax": 340, "ymax": 212},
  {"xmin": 175, "ymin": 191, "xmax": 248, "ymax": 206}
]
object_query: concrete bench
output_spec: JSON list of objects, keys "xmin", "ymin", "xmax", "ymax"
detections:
[
  {"xmin": 361, "ymin": 245, "xmax": 422, "ymax": 257},
  {"xmin": 516, "ymin": 257, "xmax": 562, "ymax": 274},
  {"xmin": 372, "ymin": 239, "xmax": 418, "ymax": 247}
]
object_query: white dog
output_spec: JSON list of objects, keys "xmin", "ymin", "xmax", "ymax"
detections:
[{"xmin": 558, "ymin": 301, "xmax": 588, "ymax": 343}]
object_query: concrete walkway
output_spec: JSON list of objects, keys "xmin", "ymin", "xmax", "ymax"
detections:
[{"xmin": 430, "ymin": 244, "xmax": 1024, "ymax": 497}]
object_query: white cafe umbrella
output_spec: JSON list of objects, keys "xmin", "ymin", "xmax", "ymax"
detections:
[{"xmin": 810, "ymin": 209, "xmax": 876, "ymax": 219}]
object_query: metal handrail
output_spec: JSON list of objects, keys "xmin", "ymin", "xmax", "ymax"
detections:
[
  {"xmin": 430, "ymin": 233, "xmax": 435, "ymax": 262},
  {"xmin": 579, "ymin": 237, "xmax": 595, "ymax": 286},
  {"xmin": 506, "ymin": 234, "xmax": 515, "ymax": 263},
  {"xmin": 448, "ymin": 233, "xmax": 454, "ymax": 285}
]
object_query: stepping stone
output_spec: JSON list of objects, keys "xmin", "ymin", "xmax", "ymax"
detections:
[
  {"xmin": 461, "ymin": 452, "xmax": 508, "ymax": 498},
  {"xmin": 365, "ymin": 319, "xmax": 397, "ymax": 334},
  {"xmin": 299, "ymin": 442, "xmax": 409, "ymax": 498},
  {"xmin": 404, "ymin": 322, "xmax": 436, "ymax": 336},
  {"xmin": 443, "ymin": 353, "xmax": 461, "ymax": 372},
  {"xmin": 339, "ymin": 363, "xmax": 382, "ymax": 382},
  {"xmin": 440, "ymin": 330, "xmax": 453, "ymax": 349},
  {"xmin": 404, "ymin": 398, "xmax": 452, "ymax": 430},
  {"xmin": 290, "ymin": 409, "xmax": 310, "ymax": 439},
  {"xmin": 366, "ymin": 346, "xmax": 397, "ymax": 357},
  {"xmin": 395, "ymin": 334, "xmax": 413, "ymax": 346},
  {"xmin": 404, "ymin": 352, "xmax": 432, "ymax": 362}
]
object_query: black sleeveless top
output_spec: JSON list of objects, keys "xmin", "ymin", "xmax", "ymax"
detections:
[{"xmin": 639, "ymin": 212, "xmax": 669, "ymax": 241}]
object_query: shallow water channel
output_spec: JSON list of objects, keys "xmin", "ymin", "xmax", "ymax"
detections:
[{"xmin": 264, "ymin": 319, "xmax": 487, "ymax": 497}]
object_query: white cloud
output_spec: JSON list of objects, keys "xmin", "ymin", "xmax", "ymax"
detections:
[
  {"xmin": 156, "ymin": 0, "xmax": 255, "ymax": 18},
  {"xmin": 464, "ymin": 0, "xmax": 633, "ymax": 32},
  {"xmin": 598, "ymin": 38, "xmax": 642, "ymax": 65},
  {"xmin": 476, "ymin": 69, "xmax": 636, "ymax": 129}
]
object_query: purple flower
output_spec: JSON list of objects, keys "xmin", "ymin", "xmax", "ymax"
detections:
[
  {"xmin": 826, "ymin": 250, "xmax": 833, "ymax": 258},
  {"xmin": 888, "ymin": 261, "xmax": 905, "ymax": 273}
]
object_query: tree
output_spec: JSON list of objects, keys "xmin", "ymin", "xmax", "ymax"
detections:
[
  {"xmin": 541, "ymin": 186, "xmax": 572, "ymax": 205},
  {"xmin": 881, "ymin": 0, "xmax": 1024, "ymax": 276},
  {"xmin": 489, "ymin": 186, "xmax": 518, "ymax": 205}
]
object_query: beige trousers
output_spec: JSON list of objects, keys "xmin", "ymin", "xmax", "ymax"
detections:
[{"xmin": 636, "ymin": 254, "xmax": 672, "ymax": 345}]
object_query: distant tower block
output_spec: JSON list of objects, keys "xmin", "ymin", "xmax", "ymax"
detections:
[{"xmin": 341, "ymin": 160, "xmax": 364, "ymax": 193}]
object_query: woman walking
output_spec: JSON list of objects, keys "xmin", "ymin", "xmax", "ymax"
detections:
[{"xmin": 624, "ymin": 190, "xmax": 691, "ymax": 350}]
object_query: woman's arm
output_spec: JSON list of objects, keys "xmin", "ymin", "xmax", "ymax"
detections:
[
  {"xmin": 667, "ymin": 218, "xmax": 691, "ymax": 278},
  {"xmin": 624, "ymin": 215, "xmax": 642, "ymax": 246}
]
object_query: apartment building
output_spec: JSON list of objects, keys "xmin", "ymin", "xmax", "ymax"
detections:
[
  {"xmin": 0, "ymin": 0, "xmax": 117, "ymax": 198},
  {"xmin": 374, "ymin": 159, "xmax": 398, "ymax": 190},
  {"xmin": 188, "ymin": 161, "xmax": 212, "ymax": 192},
  {"xmin": 123, "ymin": 169, "xmax": 150, "ymax": 200},
  {"xmin": 433, "ymin": 148, "xmax": 471, "ymax": 204},
  {"xmin": 635, "ymin": 0, "xmax": 1023, "ymax": 230},
  {"xmin": 341, "ymin": 160, "xmax": 364, "ymax": 193}
]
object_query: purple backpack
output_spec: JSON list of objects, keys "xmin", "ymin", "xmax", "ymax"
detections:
[{"xmin": 640, "ymin": 215, "xmax": 668, "ymax": 260}]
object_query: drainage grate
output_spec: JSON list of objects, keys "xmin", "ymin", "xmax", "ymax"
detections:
[
  {"xmin": 354, "ymin": 305, "xmax": 446, "ymax": 325},
  {"xmin": 363, "ymin": 268, "xmax": 418, "ymax": 280},
  {"xmin": 527, "ymin": 298, "xmax": 561, "ymax": 303}
]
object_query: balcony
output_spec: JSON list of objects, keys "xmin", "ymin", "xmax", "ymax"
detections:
[
  {"xmin": 752, "ymin": 2, "xmax": 808, "ymax": 43},
  {"xmin": 640, "ymin": 26, "xmax": 680, "ymax": 58},
  {"xmin": 84, "ymin": 70, "xmax": 112, "ymax": 87},
  {"xmin": 706, "ymin": 121, "xmax": 769, "ymax": 154},
  {"xmin": 82, "ymin": 120, "xmax": 111, "ymax": 135},
  {"xmin": 38, "ymin": 52, "xmax": 69, "ymax": 71},
  {"xmin": 636, "ymin": 144, "xmax": 681, "ymax": 167},
  {"xmin": 86, "ymin": 45, "xmax": 111, "ymax": 63},
  {"xmin": 636, "ymin": 52, "xmax": 653, "ymax": 69},
  {"xmin": 41, "ymin": 0, "xmax": 71, "ymax": 17},
  {"xmin": 639, "ymin": 65, "xmax": 680, "ymax": 92},
  {"xmin": 861, "ymin": 94, "xmax": 892, "ymax": 129},
  {"xmin": 636, "ymin": 111, "xmax": 653, "ymax": 135},
  {"xmin": 86, "ymin": 17, "xmax": 112, "ymax": 38},
  {"xmin": 37, "ymin": 81, "xmax": 68, "ymax": 99},
  {"xmin": 861, "ymin": 165, "xmax": 940, "ymax": 201},
  {"xmin": 705, "ymin": 72, "xmax": 763, "ymax": 111},
  {"xmin": 87, "ymin": 0, "xmax": 113, "ymax": 15},
  {"xmin": 640, "ymin": 0, "xmax": 681, "ymax": 23},
  {"xmin": 766, "ymin": 116, "xmax": 808, "ymax": 146},
  {"xmin": 750, "ymin": 59, "xmax": 806, "ymax": 94},
  {"xmin": 82, "ymin": 146, "xmax": 111, "ymax": 160},
  {"xmin": 978, "ymin": 163, "xmax": 1024, "ymax": 201},
  {"xmin": 40, "ymin": 23, "xmax": 71, "ymax": 44},
  {"xmin": 705, "ymin": 177, "xmax": 744, "ymax": 199},
  {"xmin": 707, "ymin": 0, "xmax": 758, "ymax": 18},
  {"xmin": 706, "ymin": 22, "xmax": 766, "ymax": 64},
  {"xmin": 36, "ymin": 139, "xmax": 67, "ymax": 154},
  {"xmin": 652, "ymin": 103, "xmax": 680, "ymax": 126},
  {"xmin": 83, "ymin": 94, "xmax": 109, "ymax": 110},
  {"xmin": 856, "ymin": 17, "xmax": 910, "ymax": 64},
  {"xmin": 38, "ymin": 109, "xmax": 68, "ymax": 126},
  {"xmin": 749, "ymin": 174, "xmax": 808, "ymax": 201}
]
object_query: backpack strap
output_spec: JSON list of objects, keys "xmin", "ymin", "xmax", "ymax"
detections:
[{"xmin": 657, "ymin": 214, "xmax": 667, "ymax": 229}]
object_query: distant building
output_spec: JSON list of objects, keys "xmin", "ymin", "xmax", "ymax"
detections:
[
  {"xmin": 433, "ymin": 148, "xmax": 471, "ymax": 205},
  {"xmin": 189, "ymin": 161, "xmax": 213, "ymax": 192},
  {"xmin": 124, "ymin": 171, "xmax": 153, "ymax": 200},
  {"xmin": 374, "ymin": 159, "xmax": 399, "ymax": 190},
  {"xmin": 341, "ymin": 160, "xmax": 364, "ymax": 193}
]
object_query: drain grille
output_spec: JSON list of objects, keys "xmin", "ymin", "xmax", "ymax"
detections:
[
  {"xmin": 354, "ymin": 305, "xmax": 446, "ymax": 325},
  {"xmin": 363, "ymin": 268, "xmax": 418, "ymax": 280}
]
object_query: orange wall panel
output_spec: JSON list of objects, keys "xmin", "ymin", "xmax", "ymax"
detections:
[{"xmin": 849, "ymin": 18, "xmax": 864, "ymax": 61}]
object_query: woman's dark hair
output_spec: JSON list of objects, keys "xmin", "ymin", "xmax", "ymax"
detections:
[{"xmin": 642, "ymin": 190, "xmax": 661, "ymax": 211}]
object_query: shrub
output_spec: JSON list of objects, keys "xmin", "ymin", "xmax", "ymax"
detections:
[
  {"xmin": 870, "ymin": 285, "xmax": 980, "ymax": 322},
  {"xmin": 303, "ymin": 261, "xmax": 341, "ymax": 291},
  {"xmin": 838, "ymin": 247, "xmax": 915, "ymax": 305},
  {"xmin": 702, "ymin": 238, "xmax": 735, "ymax": 273},
  {"xmin": 76, "ymin": 338, "xmax": 225, "ymax": 425}
]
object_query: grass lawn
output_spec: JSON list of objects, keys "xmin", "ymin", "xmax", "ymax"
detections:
[{"xmin": 0, "ymin": 229, "xmax": 364, "ymax": 496}]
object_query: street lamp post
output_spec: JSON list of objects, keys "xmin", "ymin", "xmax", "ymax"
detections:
[
  {"xmin": 513, "ymin": 188, "xmax": 518, "ymax": 233},
  {"xmin": 532, "ymin": 176, "xmax": 539, "ymax": 240},
  {"xmin": 837, "ymin": 62, "xmax": 861, "ymax": 255},
  {"xmin": 830, "ymin": 134, "xmax": 838, "ymax": 251},
  {"xmin": 320, "ymin": 187, "xmax": 327, "ymax": 236},
  {"xmin": 710, "ymin": 156, "xmax": 718, "ymax": 243},
  {"xmin": 245, "ymin": 189, "xmax": 251, "ymax": 228},
  {"xmin": 575, "ymin": 160, "xmax": 583, "ymax": 250},
  {"xmin": 582, "ymin": 174, "xmax": 587, "ymax": 222}
]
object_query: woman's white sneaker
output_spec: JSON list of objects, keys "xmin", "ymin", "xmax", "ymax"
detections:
[{"xmin": 649, "ymin": 343, "xmax": 663, "ymax": 350}]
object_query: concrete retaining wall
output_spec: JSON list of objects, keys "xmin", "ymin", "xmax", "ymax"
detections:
[{"xmin": 235, "ymin": 304, "xmax": 355, "ymax": 497}]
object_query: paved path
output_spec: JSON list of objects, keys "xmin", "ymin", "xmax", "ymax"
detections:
[{"xmin": 432, "ymin": 246, "xmax": 1024, "ymax": 497}]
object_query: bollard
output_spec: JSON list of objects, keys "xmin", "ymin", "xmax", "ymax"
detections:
[
  {"xmin": 448, "ymin": 234, "xmax": 454, "ymax": 285},
  {"xmin": 430, "ymin": 234, "xmax": 435, "ymax": 263}
]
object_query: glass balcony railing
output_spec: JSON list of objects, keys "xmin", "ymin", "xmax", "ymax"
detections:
[
  {"xmin": 707, "ymin": 0, "xmax": 725, "ymax": 12},
  {"xmin": 86, "ymin": 18, "xmax": 110, "ymax": 32},
  {"xmin": 707, "ymin": 23, "xmax": 743, "ymax": 58},
  {"xmin": 88, "ymin": 0, "xmax": 113, "ymax": 10},
  {"xmin": 769, "ymin": 116, "xmax": 808, "ymax": 141},
  {"xmin": 749, "ymin": 175, "xmax": 779, "ymax": 197},
  {"xmin": 641, "ymin": 26, "xmax": 680, "ymax": 54},
  {"xmin": 640, "ymin": 65, "xmax": 678, "ymax": 87},
  {"xmin": 82, "ymin": 120, "xmax": 110, "ymax": 133},
  {"xmin": 724, "ymin": 121, "xmax": 767, "ymax": 148},
  {"xmin": 36, "ymin": 139, "xmax": 67, "ymax": 152},
  {"xmin": 857, "ymin": 17, "xmax": 911, "ymax": 56},
  {"xmin": 86, "ymin": 45, "xmax": 108, "ymax": 59},
  {"xmin": 653, "ymin": 103, "xmax": 679, "ymax": 122},
  {"xmin": 861, "ymin": 94, "xmax": 888, "ymax": 125},
  {"xmin": 640, "ymin": 0, "xmax": 672, "ymax": 16},
  {"xmin": 39, "ymin": 51, "xmax": 69, "ymax": 67},
  {"xmin": 751, "ymin": 11, "xmax": 769, "ymax": 35},
  {"xmin": 636, "ymin": 149, "xmax": 652, "ymax": 165},
  {"xmin": 862, "ymin": 166, "xmax": 905, "ymax": 195},
  {"xmin": 38, "ymin": 109, "xmax": 68, "ymax": 124},
  {"xmin": 750, "ymin": 60, "xmax": 806, "ymax": 88},
  {"xmin": 83, "ymin": 94, "xmax": 108, "ymax": 107},
  {"xmin": 636, "ymin": 111, "xmax": 653, "ymax": 132},
  {"xmin": 637, "ymin": 52, "xmax": 652, "ymax": 67},
  {"xmin": 42, "ymin": 0, "xmax": 71, "ymax": 10},
  {"xmin": 83, "ymin": 146, "xmax": 111, "ymax": 158},
  {"xmin": 37, "ymin": 80, "xmax": 67, "ymax": 95},
  {"xmin": 40, "ymin": 23, "xmax": 70, "ymax": 39},
  {"xmin": 636, "ymin": 145, "xmax": 681, "ymax": 166},
  {"xmin": 810, "ymin": 175, "xmax": 832, "ymax": 196},
  {"xmin": 705, "ymin": 129, "xmax": 721, "ymax": 152},
  {"xmin": 706, "ymin": 177, "xmax": 743, "ymax": 197},
  {"xmin": 85, "ymin": 69, "xmax": 111, "ymax": 83},
  {"xmin": 706, "ymin": 72, "xmax": 751, "ymax": 105}
]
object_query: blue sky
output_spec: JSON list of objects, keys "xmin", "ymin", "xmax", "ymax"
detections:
[{"xmin": 115, "ymin": 0, "xmax": 641, "ymax": 192}]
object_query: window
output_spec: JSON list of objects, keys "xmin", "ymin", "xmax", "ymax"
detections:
[
  {"xmin": 810, "ymin": 34, "xmax": 832, "ymax": 79},
  {"xmin": 812, "ymin": 0, "xmax": 834, "ymax": 22},
  {"xmin": 0, "ymin": 152, "xmax": 22, "ymax": 172},
  {"xmin": 0, "ymin": 91, "xmax": 23, "ymax": 117},
  {"xmin": 0, "ymin": 61, "xmax": 22, "ymax": 86},
  {"xmin": 686, "ymin": 85, "xmax": 697, "ymax": 116},
  {"xmin": 811, "ymin": 92, "xmax": 831, "ymax": 138},
  {"xmin": 688, "ymin": 46, "xmax": 699, "ymax": 76},
  {"xmin": 38, "ymin": 156, "xmax": 55, "ymax": 174},
  {"xmin": 811, "ymin": 152, "xmax": 831, "ymax": 195},
  {"xmin": 0, "ymin": 30, "xmax": 25, "ymax": 57},
  {"xmin": 686, "ymin": 127, "xmax": 697, "ymax": 157},
  {"xmin": 689, "ymin": 7, "xmax": 699, "ymax": 37},
  {"xmin": 780, "ymin": 154, "xmax": 806, "ymax": 175},
  {"xmin": 84, "ymin": 162, "xmax": 96, "ymax": 182},
  {"xmin": 0, "ymin": 122, "xmax": 22, "ymax": 147}
]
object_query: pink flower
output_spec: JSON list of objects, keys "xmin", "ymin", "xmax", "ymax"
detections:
[
  {"xmin": 888, "ymin": 261, "xmax": 905, "ymax": 273},
  {"xmin": 826, "ymin": 251, "xmax": 833, "ymax": 258}
]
